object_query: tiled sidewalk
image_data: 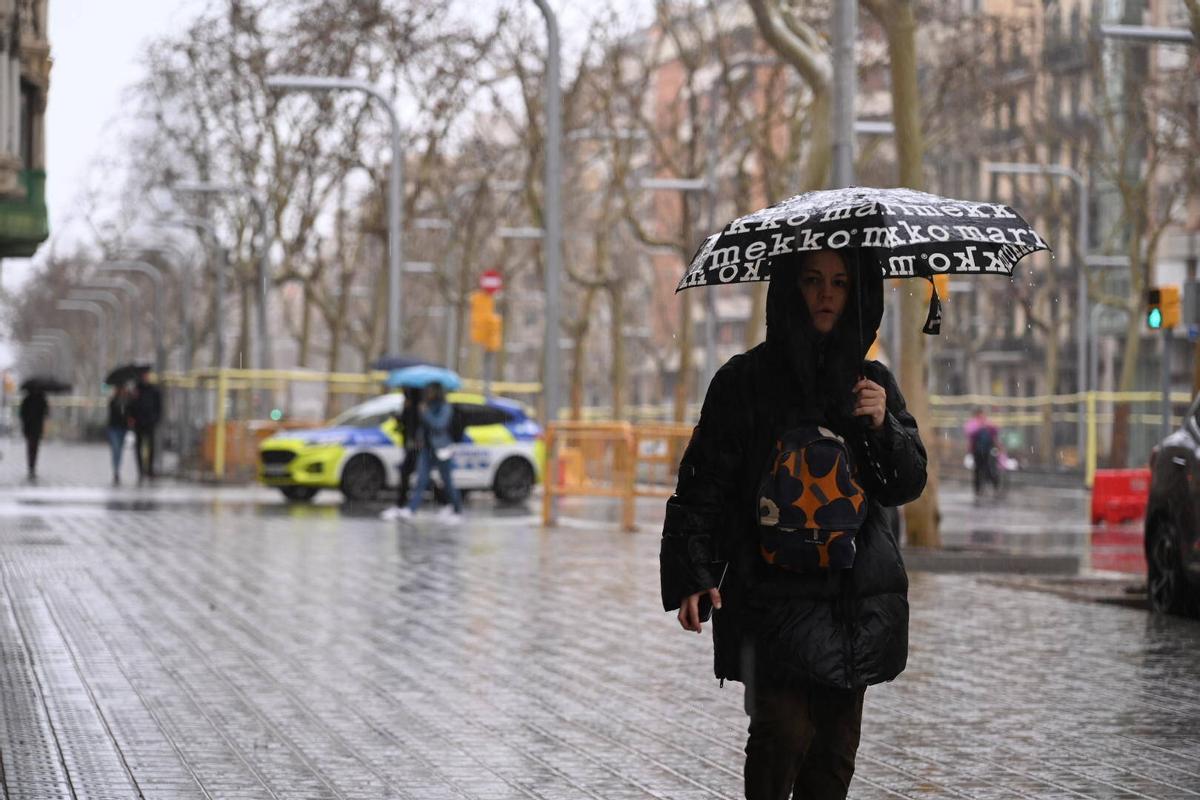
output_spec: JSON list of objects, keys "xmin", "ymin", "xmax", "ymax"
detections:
[{"xmin": 1, "ymin": 442, "xmax": 1198, "ymax": 798}]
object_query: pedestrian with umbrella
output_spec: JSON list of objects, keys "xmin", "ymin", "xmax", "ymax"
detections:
[
  {"xmin": 106, "ymin": 384, "xmax": 134, "ymax": 485},
  {"xmin": 660, "ymin": 187, "xmax": 1047, "ymax": 798},
  {"xmin": 383, "ymin": 369, "xmax": 464, "ymax": 523},
  {"xmin": 379, "ymin": 385, "xmax": 425, "ymax": 520},
  {"xmin": 131, "ymin": 367, "xmax": 163, "ymax": 481},
  {"xmin": 18, "ymin": 380, "xmax": 53, "ymax": 480}
]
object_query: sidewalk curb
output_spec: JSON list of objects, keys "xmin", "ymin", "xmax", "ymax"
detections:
[
  {"xmin": 979, "ymin": 574, "xmax": 1148, "ymax": 610},
  {"xmin": 903, "ymin": 546, "xmax": 1080, "ymax": 575}
]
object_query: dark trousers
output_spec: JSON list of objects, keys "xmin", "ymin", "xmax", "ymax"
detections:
[
  {"xmin": 135, "ymin": 427, "xmax": 156, "ymax": 478},
  {"xmin": 972, "ymin": 451, "xmax": 996, "ymax": 495},
  {"xmin": 408, "ymin": 448, "xmax": 462, "ymax": 513},
  {"xmin": 395, "ymin": 448, "xmax": 419, "ymax": 506},
  {"xmin": 744, "ymin": 683, "xmax": 865, "ymax": 800},
  {"xmin": 24, "ymin": 434, "xmax": 41, "ymax": 475}
]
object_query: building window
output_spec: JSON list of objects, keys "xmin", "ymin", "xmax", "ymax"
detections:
[{"xmin": 20, "ymin": 81, "xmax": 34, "ymax": 170}]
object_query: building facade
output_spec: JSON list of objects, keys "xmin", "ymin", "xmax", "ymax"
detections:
[{"xmin": 0, "ymin": 0, "xmax": 48, "ymax": 258}]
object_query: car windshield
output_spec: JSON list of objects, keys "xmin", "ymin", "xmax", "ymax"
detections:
[{"xmin": 328, "ymin": 397, "xmax": 400, "ymax": 428}]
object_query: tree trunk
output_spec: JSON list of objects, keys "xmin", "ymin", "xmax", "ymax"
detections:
[
  {"xmin": 674, "ymin": 292, "xmax": 693, "ymax": 424},
  {"xmin": 237, "ymin": 278, "xmax": 250, "ymax": 370},
  {"xmin": 298, "ymin": 282, "xmax": 312, "ymax": 368},
  {"xmin": 879, "ymin": 0, "xmax": 941, "ymax": 547},
  {"xmin": 1110, "ymin": 231, "xmax": 1148, "ymax": 468},
  {"xmin": 744, "ymin": 283, "xmax": 769, "ymax": 349},
  {"xmin": 609, "ymin": 284, "xmax": 626, "ymax": 421},
  {"xmin": 1039, "ymin": 319, "xmax": 1059, "ymax": 467},
  {"xmin": 1109, "ymin": 308, "xmax": 1145, "ymax": 468},
  {"xmin": 569, "ymin": 289, "xmax": 597, "ymax": 422}
]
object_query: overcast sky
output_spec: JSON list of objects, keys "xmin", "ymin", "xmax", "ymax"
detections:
[{"xmin": 2, "ymin": 0, "xmax": 640, "ymax": 375}]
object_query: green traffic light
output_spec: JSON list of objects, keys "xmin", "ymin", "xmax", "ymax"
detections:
[
  {"xmin": 270, "ymin": 408, "xmax": 283, "ymax": 421},
  {"xmin": 1148, "ymin": 308, "xmax": 1163, "ymax": 329}
]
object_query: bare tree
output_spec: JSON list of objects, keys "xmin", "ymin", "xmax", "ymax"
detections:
[{"xmin": 123, "ymin": 0, "xmax": 480, "ymax": 372}]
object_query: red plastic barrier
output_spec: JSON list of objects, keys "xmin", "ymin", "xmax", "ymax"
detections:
[{"xmin": 1091, "ymin": 468, "xmax": 1151, "ymax": 526}]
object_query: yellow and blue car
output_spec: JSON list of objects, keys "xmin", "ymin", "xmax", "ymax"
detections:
[{"xmin": 258, "ymin": 392, "xmax": 543, "ymax": 504}]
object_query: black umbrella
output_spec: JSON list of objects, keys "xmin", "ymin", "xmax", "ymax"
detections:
[
  {"xmin": 677, "ymin": 186, "xmax": 1050, "ymax": 336},
  {"xmin": 105, "ymin": 363, "xmax": 152, "ymax": 386},
  {"xmin": 370, "ymin": 354, "xmax": 441, "ymax": 371},
  {"xmin": 20, "ymin": 376, "xmax": 71, "ymax": 394}
]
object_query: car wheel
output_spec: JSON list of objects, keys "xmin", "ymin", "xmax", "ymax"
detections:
[
  {"xmin": 280, "ymin": 486, "xmax": 318, "ymax": 502},
  {"xmin": 493, "ymin": 457, "xmax": 535, "ymax": 504},
  {"xmin": 341, "ymin": 455, "xmax": 386, "ymax": 502},
  {"xmin": 1147, "ymin": 520, "xmax": 1197, "ymax": 617}
]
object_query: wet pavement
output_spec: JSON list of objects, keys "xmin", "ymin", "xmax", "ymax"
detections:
[{"xmin": 2, "ymin": 440, "xmax": 1200, "ymax": 798}]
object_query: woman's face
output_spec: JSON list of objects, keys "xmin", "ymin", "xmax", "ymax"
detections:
[{"xmin": 797, "ymin": 250, "xmax": 849, "ymax": 335}]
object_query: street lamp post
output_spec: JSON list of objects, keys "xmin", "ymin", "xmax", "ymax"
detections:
[
  {"xmin": 67, "ymin": 289, "xmax": 124, "ymax": 365},
  {"xmin": 161, "ymin": 217, "xmax": 227, "ymax": 369},
  {"xmin": 87, "ymin": 275, "xmax": 142, "ymax": 360},
  {"xmin": 1099, "ymin": 24, "xmax": 1194, "ymax": 44},
  {"xmin": 267, "ymin": 74, "xmax": 406, "ymax": 356},
  {"xmin": 531, "ymin": 0, "xmax": 564, "ymax": 425},
  {"xmin": 175, "ymin": 182, "xmax": 272, "ymax": 371},
  {"xmin": 21, "ymin": 342, "xmax": 54, "ymax": 373},
  {"xmin": 831, "ymin": 0, "xmax": 857, "ymax": 188},
  {"xmin": 31, "ymin": 330, "xmax": 73, "ymax": 378},
  {"xmin": 56, "ymin": 300, "xmax": 108, "ymax": 393},
  {"xmin": 125, "ymin": 243, "xmax": 195, "ymax": 375},
  {"xmin": 99, "ymin": 260, "xmax": 166, "ymax": 375},
  {"xmin": 983, "ymin": 161, "xmax": 1089, "ymax": 468}
]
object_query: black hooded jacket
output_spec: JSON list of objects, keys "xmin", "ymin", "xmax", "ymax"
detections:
[{"xmin": 659, "ymin": 252, "xmax": 927, "ymax": 690}]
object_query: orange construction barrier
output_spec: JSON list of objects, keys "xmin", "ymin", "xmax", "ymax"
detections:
[
  {"xmin": 542, "ymin": 421, "xmax": 693, "ymax": 532},
  {"xmin": 1090, "ymin": 468, "xmax": 1151, "ymax": 526}
]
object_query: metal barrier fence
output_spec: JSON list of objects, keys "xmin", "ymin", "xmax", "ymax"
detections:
[
  {"xmin": 541, "ymin": 421, "xmax": 693, "ymax": 531},
  {"xmin": 39, "ymin": 367, "xmax": 1187, "ymax": 489},
  {"xmin": 930, "ymin": 391, "xmax": 1193, "ymax": 486},
  {"xmin": 542, "ymin": 391, "xmax": 1193, "ymax": 527}
]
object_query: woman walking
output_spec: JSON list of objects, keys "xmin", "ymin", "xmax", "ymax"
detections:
[
  {"xmin": 660, "ymin": 249, "xmax": 927, "ymax": 799},
  {"xmin": 106, "ymin": 385, "xmax": 132, "ymax": 485},
  {"xmin": 397, "ymin": 382, "xmax": 462, "ymax": 523}
]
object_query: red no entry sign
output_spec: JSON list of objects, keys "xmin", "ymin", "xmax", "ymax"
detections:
[{"xmin": 479, "ymin": 269, "xmax": 502, "ymax": 295}]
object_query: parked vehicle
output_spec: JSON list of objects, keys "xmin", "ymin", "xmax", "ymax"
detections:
[
  {"xmin": 1144, "ymin": 394, "xmax": 1200, "ymax": 617},
  {"xmin": 258, "ymin": 392, "xmax": 543, "ymax": 504}
]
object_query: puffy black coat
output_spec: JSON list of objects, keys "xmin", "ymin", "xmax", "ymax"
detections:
[{"xmin": 659, "ymin": 251, "xmax": 927, "ymax": 690}]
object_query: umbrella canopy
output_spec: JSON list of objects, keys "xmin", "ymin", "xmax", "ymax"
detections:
[
  {"xmin": 371, "ymin": 354, "xmax": 441, "ymax": 371},
  {"xmin": 20, "ymin": 376, "xmax": 71, "ymax": 394},
  {"xmin": 385, "ymin": 365, "xmax": 462, "ymax": 390},
  {"xmin": 105, "ymin": 363, "xmax": 152, "ymax": 386},
  {"xmin": 677, "ymin": 186, "xmax": 1049, "ymax": 334}
]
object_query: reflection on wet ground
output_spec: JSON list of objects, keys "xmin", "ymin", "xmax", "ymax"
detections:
[{"xmin": 1, "ymin": 441, "xmax": 1198, "ymax": 797}]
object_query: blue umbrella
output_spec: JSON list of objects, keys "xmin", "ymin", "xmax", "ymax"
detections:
[{"xmin": 385, "ymin": 365, "xmax": 462, "ymax": 390}]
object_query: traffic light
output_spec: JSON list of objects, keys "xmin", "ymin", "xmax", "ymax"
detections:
[
  {"xmin": 483, "ymin": 314, "xmax": 503, "ymax": 353},
  {"xmin": 1146, "ymin": 285, "xmax": 1181, "ymax": 330},
  {"xmin": 469, "ymin": 291, "xmax": 495, "ymax": 346}
]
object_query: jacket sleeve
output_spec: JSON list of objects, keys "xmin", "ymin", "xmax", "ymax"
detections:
[
  {"xmin": 660, "ymin": 364, "xmax": 747, "ymax": 612},
  {"xmin": 857, "ymin": 363, "xmax": 928, "ymax": 508}
]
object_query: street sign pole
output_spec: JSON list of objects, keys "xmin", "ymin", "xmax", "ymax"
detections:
[{"xmin": 1162, "ymin": 327, "xmax": 1174, "ymax": 440}]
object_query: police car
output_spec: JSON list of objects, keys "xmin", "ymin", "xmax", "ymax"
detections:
[{"xmin": 258, "ymin": 392, "xmax": 543, "ymax": 504}]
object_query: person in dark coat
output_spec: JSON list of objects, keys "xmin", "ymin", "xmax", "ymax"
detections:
[
  {"xmin": 18, "ymin": 388, "xmax": 49, "ymax": 479},
  {"xmin": 380, "ymin": 387, "xmax": 424, "ymax": 520},
  {"xmin": 660, "ymin": 248, "xmax": 928, "ymax": 799},
  {"xmin": 106, "ymin": 385, "xmax": 133, "ymax": 485},
  {"xmin": 130, "ymin": 371, "xmax": 163, "ymax": 481}
]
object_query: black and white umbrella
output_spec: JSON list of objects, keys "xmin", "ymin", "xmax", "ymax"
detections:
[{"xmin": 677, "ymin": 186, "xmax": 1050, "ymax": 334}]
